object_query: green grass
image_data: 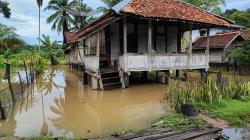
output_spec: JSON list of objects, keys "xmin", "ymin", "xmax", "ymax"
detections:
[
  {"xmin": 153, "ymin": 114, "xmax": 207, "ymax": 130},
  {"xmin": 211, "ymin": 99, "xmax": 250, "ymax": 126}
]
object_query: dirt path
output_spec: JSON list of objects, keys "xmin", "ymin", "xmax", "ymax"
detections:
[{"xmin": 197, "ymin": 114, "xmax": 229, "ymax": 128}]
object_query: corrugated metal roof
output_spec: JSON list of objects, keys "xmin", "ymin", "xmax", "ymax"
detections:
[
  {"xmin": 193, "ymin": 31, "xmax": 245, "ymax": 49},
  {"xmin": 112, "ymin": 0, "xmax": 131, "ymax": 12}
]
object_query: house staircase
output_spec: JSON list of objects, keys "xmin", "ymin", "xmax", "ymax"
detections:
[{"xmin": 99, "ymin": 68, "xmax": 124, "ymax": 90}]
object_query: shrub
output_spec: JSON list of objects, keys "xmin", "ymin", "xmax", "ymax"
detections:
[{"xmin": 167, "ymin": 78, "xmax": 250, "ymax": 112}]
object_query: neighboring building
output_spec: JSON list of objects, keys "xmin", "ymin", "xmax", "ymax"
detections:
[
  {"xmin": 193, "ymin": 31, "xmax": 246, "ymax": 64},
  {"xmin": 64, "ymin": 0, "xmax": 233, "ymax": 90}
]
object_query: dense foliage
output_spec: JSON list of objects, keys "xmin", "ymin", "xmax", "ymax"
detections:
[
  {"xmin": 40, "ymin": 34, "xmax": 62, "ymax": 65},
  {"xmin": 0, "ymin": 0, "xmax": 11, "ymax": 18},
  {"xmin": 222, "ymin": 8, "xmax": 250, "ymax": 28},
  {"xmin": 229, "ymin": 41, "xmax": 250, "ymax": 64},
  {"xmin": 97, "ymin": 0, "xmax": 122, "ymax": 12},
  {"xmin": 184, "ymin": 0, "xmax": 225, "ymax": 15},
  {"xmin": 0, "ymin": 23, "xmax": 25, "ymax": 51},
  {"xmin": 0, "ymin": 23, "xmax": 64, "ymax": 68},
  {"xmin": 167, "ymin": 78, "xmax": 250, "ymax": 112}
]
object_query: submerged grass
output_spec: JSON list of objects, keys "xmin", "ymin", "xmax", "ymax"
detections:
[{"xmin": 153, "ymin": 114, "xmax": 207, "ymax": 130}]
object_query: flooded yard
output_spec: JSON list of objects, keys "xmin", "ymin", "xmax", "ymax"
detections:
[
  {"xmin": 223, "ymin": 127, "xmax": 250, "ymax": 140},
  {"xmin": 0, "ymin": 67, "xmax": 172, "ymax": 138}
]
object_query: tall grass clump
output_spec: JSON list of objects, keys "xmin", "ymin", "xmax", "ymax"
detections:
[{"xmin": 167, "ymin": 77, "xmax": 250, "ymax": 112}]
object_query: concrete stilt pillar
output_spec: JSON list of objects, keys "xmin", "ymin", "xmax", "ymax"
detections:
[
  {"xmin": 91, "ymin": 76, "xmax": 99, "ymax": 90},
  {"xmin": 176, "ymin": 70, "xmax": 180, "ymax": 78},
  {"xmin": 200, "ymin": 69, "xmax": 208, "ymax": 82},
  {"xmin": 141, "ymin": 71, "xmax": 148, "ymax": 81},
  {"xmin": 156, "ymin": 71, "xmax": 160, "ymax": 82},
  {"xmin": 124, "ymin": 73, "xmax": 129, "ymax": 88},
  {"xmin": 165, "ymin": 70, "xmax": 170, "ymax": 85}
]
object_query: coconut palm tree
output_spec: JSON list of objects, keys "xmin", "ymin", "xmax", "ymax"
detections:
[
  {"xmin": 0, "ymin": 0, "xmax": 11, "ymax": 18},
  {"xmin": 44, "ymin": 0, "xmax": 79, "ymax": 44},
  {"xmin": 37, "ymin": 0, "xmax": 43, "ymax": 51},
  {"xmin": 72, "ymin": 1, "xmax": 93, "ymax": 29},
  {"xmin": 97, "ymin": 0, "xmax": 121, "ymax": 13},
  {"xmin": 40, "ymin": 34, "xmax": 60, "ymax": 65},
  {"xmin": 0, "ymin": 23, "xmax": 24, "ymax": 51}
]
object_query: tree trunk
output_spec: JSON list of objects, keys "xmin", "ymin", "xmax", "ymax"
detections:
[{"xmin": 62, "ymin": 12, "xmax": 69, "ymax": 46}]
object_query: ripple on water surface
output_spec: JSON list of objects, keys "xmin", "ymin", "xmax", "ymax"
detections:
[{"xmin": 0, "ymin": 67, "xmax": 172, "ymax": 138}]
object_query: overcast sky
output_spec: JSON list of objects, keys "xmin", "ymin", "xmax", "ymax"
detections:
[{"xmin": 0, "ymin": 0, "xmax": 249, "ymax": 45}]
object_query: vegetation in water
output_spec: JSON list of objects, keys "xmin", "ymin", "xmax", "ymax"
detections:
[
  {"xmin": 166, "ymin": 75, "xmax": 250, "ymax": 126},
  {"xmin": 0, "ymin": 23, "xmax": 65, "ymax": 71},
  {"xmin": 153, "ymin": 114, "xmax": 207, "ymax": 130}
]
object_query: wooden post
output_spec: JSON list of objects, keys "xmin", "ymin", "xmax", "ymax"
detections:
[
  {"xmin": 206, "ymin": 28, "xmax": 210, "ymax": 70},
  {"xmin": 97, "ymin": 31, "xmax": 100, "ymax": 58},
  {"xmin": 96, "ymin": 31, "xmax": 104, "ymax": 91},
  {"xmin": 123, "ymin": 17, "xmax": 128, "ymax": 72},
  {"xmin": 4, "ymin": 62, "xmax": 10, "ymax": 80},
  {"xmin": 188, "ymin": 24, "xmax": 193, "ymax": 69},
  {"xmin": 18, "ymin": 72, "xmax": 24, "ymax": 93},
  {"xmin": 165, "ymin": 70, "xmax": 170, "ymax": 85},
  {"xmin": 23, "ymin": 61, "xmax": 29, "ymax": 85},
  {"xmin": 7, "ymin": 76, "xmax": 15, "ymax": 102},
  {"xmin": 148, "ymin": 20, "xmax": 152, "ymax": 72},
  {"xmin": 0, "ymin": 101, "xmax": 5, "ymax": 120},
  {"xmin": 176, "ymin": 27, "xmax": 183, "ymax": 78}
]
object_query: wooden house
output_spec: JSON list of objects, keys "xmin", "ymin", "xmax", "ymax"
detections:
[
  {"xmin": 193, "ymin": 31, "xmax": 246, "ymax": 64},
  {"xmin": 64, "ymin": 0, "xmax": 233, "ymax": 90}
]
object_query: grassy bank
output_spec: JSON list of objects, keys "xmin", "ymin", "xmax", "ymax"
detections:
[
  {"xmin": 166, "ymin": 73, "xmax": 250, "ymax": 127},
  {"xmin": 211, "ymin": 99, "xmax": 250, "ymax": 126}
]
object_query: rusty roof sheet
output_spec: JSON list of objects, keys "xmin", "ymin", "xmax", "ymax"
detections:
[
  {"xmin": 241, "ymin": 29, "xmax": 250, "ymax": 40},
  {"xmin": 193, "ymin": 31, "xmax": 245, "ymax": 49},
  {"xmin": 120, "ymin": 0, "xmax": 232, "ymax": 26},
  {"xmin": 65, "ymin": 32, "xmax": 75, "ymax": 41}
]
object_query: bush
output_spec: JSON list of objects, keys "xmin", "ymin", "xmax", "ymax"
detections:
[
  {"xmin": 167, "ymin": 78, "xmax": 250, "ymax": 112},
  {"xmin": 229, "ymin": 41, "xmax": 250, "ymax": 64}
]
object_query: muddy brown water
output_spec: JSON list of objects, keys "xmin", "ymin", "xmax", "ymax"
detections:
[{"xmin": 0, "ymin": 67, "xmax": 172, "ymax": 138}]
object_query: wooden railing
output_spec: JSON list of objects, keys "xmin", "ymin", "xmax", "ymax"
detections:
[{"xmin": 119, "ymin": 53, "xmax": 208, "ymax": 72}]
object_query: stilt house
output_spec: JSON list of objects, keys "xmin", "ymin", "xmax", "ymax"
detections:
[{"xmin": 64, "ymin": 0, "xmax": 233, "ymax": 90}]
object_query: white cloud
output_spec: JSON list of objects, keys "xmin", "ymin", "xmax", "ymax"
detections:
[
  {"xmin": 0, "ymin": 0, "xmax": 248, "ymax": 44},
  {"xmin": 0, "ymin": 0, "xmax": 104, "ymax": 45}
]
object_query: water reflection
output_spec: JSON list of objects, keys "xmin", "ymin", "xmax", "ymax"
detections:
[
  {"xmin": 0, "ymin": 67, "xmax": 171, "ymax": 138},
  {"xmin": 223, "ymin": 127, "xmax": 250, "ymax": 140}
]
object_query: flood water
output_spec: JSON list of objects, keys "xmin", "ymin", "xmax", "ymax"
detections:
[
  {"xmin": 223, "ymin": 127, "xmax": 250, "ymax": 140},
  {"xmin": 0, "ymin": 67, "xmax": 171, "ymax": 138}
]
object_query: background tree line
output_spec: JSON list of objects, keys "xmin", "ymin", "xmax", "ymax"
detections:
[{"xmin": 1, "ymin": 0, "xmax": 250, "ymax": 68}]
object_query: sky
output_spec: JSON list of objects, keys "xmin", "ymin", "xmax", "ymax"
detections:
[{"xmin": 0, "ymin": 0, "xmax": 250, "ymax": 45}]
